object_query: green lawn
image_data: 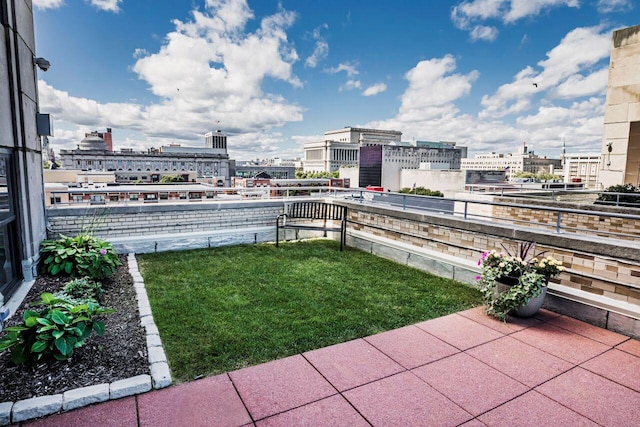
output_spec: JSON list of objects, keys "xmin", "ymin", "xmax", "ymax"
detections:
[{"xmin": 138, "ymin": 240, "xmax": 482, "ymax": 382}]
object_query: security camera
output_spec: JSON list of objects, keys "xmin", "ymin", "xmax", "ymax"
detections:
[{"xmin": 33, "ymin": 57, "xmax": 51, "ymax": 72}]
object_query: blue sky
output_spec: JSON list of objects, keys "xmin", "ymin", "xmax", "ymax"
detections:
[{"xmin": 34, "ymin": 0, "xmax": 637, "ymax": 161}]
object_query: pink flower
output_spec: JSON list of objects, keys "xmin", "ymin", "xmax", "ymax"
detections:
[
  {"xmin": 99, "ymin": 249, "xmax": 107, "ymax": 255},
  {"xmin": 475, "ymin": 275, "xmax": 481, "ymax": 281}
]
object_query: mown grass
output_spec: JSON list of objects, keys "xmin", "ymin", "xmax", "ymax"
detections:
[{"xmin": 138, "ymin": 240, "xmax": 482, "ymax": 382}]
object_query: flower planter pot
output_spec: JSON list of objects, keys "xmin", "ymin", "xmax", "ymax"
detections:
[
  {"xmin": 512, "ymin": 285, "xmax": 547, "ymax": 317},
  {"xmin": 495, "ymin": 277, "xmax": 548, "ymax": 318}
]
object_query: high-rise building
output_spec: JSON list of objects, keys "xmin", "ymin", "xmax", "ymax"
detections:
[
  {"xmin": 205, "ymin": 130, "xmax": 227, "ymax": 150},
  {"xmin": 303, "ymin": 127, "xmax": 402, "ymax": 172},
  {"xmin": 599, "ymin": 25, "xmax": 640, "ymax": 187},
  {"xmin": 0, "ymin": 0, "xmax": 47, "ymax": 304},
  {"xmin": 460, "ymin": 143, "xmax": 561, "ymax": 175},
  {"xmin": 358, "ymin": 141, "xmax": 467, "ymax": 190}
]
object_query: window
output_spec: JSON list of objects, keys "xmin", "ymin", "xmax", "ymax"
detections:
[{"xmin": 0, "ymin": 153, "xmax": 20, "ymax": 301}]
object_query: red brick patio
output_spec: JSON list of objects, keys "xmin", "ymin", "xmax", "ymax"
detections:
[{"xmin": 21, "ymin": 307, "xmax": 640, "ymax": 427}]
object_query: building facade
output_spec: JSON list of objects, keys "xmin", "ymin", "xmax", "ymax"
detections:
[
  {"xmin": 599, "ymin": 25, "xmax": 640, "ymax": 188},
  {"xmin": 59, "ymin": 132, "xmax": 233, "ymax": 186},
  {"xmin": 461, "ymin": 143, "xmax": 561, "ymax": 175},
  {"xmin": 358, "ymin": 142, "xmax": 467, "ymax": 191},
  {"xmin": 0, "ymin": 0, "xmax": 48, "ymax": 305},
  {"xmin": 563, "ymin": 154, "xmax": 601, "ymax": 188},
  {"xmin": 304, "ymin": 127, "xmax": 402, "ymax": 172},
  {"xmin": 234, "ymin": 164, "xmax": 295, "ymax": 179}
]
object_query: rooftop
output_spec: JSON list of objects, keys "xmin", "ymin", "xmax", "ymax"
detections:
[{"xmin": 21, "ymin": 307, "xmax": 640, "ymax": 426}]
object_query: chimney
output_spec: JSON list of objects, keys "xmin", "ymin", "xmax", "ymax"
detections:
[{"xmin": 104, "ymin": 128, "xmax": 113, "ymax": 151}]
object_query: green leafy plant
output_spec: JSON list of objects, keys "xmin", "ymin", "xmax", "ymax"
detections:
[
  {"xmin": 476, "ymin": 242, "xmax": 565, "ymax": 321},
  {"xmin": 0, "ymin": 292, "xmax": 113, "ymax": 365},
  {"xmin": 40, "ymin": 234, "xmax": 121, "ymax": 279},
  {"xmin": 596, "ymin": 183, "xmax": 640, "ymax": 206},
  {"xmin": 398, "ymin": 187, "xmax": 444, "ymax": 197},
  {"xmin": 159, "ymin": 174, "xmax": 185, "ymax": 183},
  {"xmin": 62, "ymin": 277, "xmax": 103, "ymax": 301}
]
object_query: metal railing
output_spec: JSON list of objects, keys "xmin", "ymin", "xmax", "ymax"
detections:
[
  {"xmin": 326, "ymin": 189, "xmax": 640, "ymax": 242},
  {"xmin": 48, "ymin": 185, "xmax": 345, "ymax": 207},
  {"xmin": 46, "ymin": 186, "xmax": 640, "ymax": 241},
  {"xmin": 465, "ymin": 184, "xmax": 640, "ymax": 208}
]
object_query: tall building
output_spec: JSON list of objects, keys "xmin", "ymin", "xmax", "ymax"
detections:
[
  {"xmin": 205, "ymin": 130, "xmax": 227, "ymax": 150},
  {"xmin": 599, "ymin": 25, "xmax": 640, "ymax": 187},
  {"xmin": 303, "ymin": 127, "xmax": 402, "ymax": 172},
  {"xmin": 59, "ymin": 131, "xmax": 234, "ymax": 185},
  {"xmin": 358, "ymin": 141, "xmax": 467, "ymax": 191},
  {"xmin": 563, "ymin": 154, "xmax": 601, "ymax": 188},
  {"xmin": 460, "ymin": 143, "xmax": 561, "ymax": 175},
  {"xmin": 0, "ymin": 0, "xmax": 48, "ymax": 305}
]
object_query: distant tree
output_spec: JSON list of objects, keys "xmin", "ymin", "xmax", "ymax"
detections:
[
  {"xmin": 537, "ymin": 172, "xmax": 560, "ymax": 181},
  {"xmin": 398, "ymin": 187, "xmax": 444, "ymax": 197},
  {"xmin": 512, "ymin": 171, "xmax": 536, "ymax": 179},
  {"xmin": 512, "ymin": 171, "xmax": 559, "ymax": 181},
  {"xmin": 160, "ymin": 174, "xmax": 184, "ymax": 183}
]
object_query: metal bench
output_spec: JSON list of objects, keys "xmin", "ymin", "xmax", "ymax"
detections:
[{"xmin": 276, "ymin": 201, "xmax": 347, "ymax": 250}]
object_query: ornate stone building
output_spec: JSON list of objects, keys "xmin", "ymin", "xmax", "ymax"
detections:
[{"xmin": 59, "ymin": 131, "xmax": 234, "ymax": 185}]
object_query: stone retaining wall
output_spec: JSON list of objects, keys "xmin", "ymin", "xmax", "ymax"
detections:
[
  {"xmin": 455, "ymin": 193, "xmax": 640, "ymax": 240},
  {"xmin": 334, "ymin": 199, "xmax": 640, "ymax": 336},
  {"xmin": 46, "ymin": 200, "xmax": 286, "ymax": 239}
]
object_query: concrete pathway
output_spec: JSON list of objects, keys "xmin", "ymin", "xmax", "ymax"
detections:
[{"xmin": 19, "ymin": 307, "xmax": 640, "ymax": 426}]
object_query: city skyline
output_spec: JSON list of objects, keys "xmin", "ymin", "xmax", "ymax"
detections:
[{"xmin": 34, "ymin": 0, "xmax": 636, "ymax": 160}]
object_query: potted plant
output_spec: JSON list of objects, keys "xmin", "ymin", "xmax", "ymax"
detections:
[{"xmin": 477, "ymin": 242, "xmax": 565, "ymax": 321}]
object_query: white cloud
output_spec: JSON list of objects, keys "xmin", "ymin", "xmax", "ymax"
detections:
[
  {"xmin": 470, "ymin": 25, "xmax": 499, "ymax": 41},
  {"xmin": 597, "ymin": 0, "xmax": 632, "ymax": 13},
  {"xmin": 33, "ymin": 0, "xmax": 65, "ymax": 10},
  {"xmin": 362, "ymin": 83, "xmax": 387, "ymax": 96},
  {"xmin": 451, "ymin": 0, "xmax": 580, "ymax": 40},
  {"xmin": 340, "ymin": 79, "xmax": 361, "ymax": 92},
  {"xmin": 549, "ymin": 68, "xmax": 609, "ymax": 99},
  {"xmin": 88, "ymin": 0, "xmax": 123, "ymax": 13},
  {"xmin": 133, "ymin": 48, "xmax": 148, "ymax": 59},
  {"xmin": 305, "ymin": 24, "xmax": 329, "ymax": 68},
  {"xmin": 480, "ymin": 25, "xmax": 610, "ymax": 118},
  {"xmin": 397, "ymin": 55, "xmax": 479, "ymax": 122},
  {"xmin": 325, "ymin": 62, "xmax": 359, "ymax": 77},
  {"xmin": 363, "ymin": 27, "xmax": 609, "ymax": 157},
  {"xmin": 41, "ymin": 0, "xmax": 304, "ymax": 150}
]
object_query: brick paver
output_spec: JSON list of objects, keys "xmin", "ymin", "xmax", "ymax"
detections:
[{"xmin": 14, "ymin": 311, "xmax": 640, "ymax": 426}]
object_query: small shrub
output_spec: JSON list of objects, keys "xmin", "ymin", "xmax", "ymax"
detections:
[
  {"xmin": 596, "ymin": 184, "xmax": 640, "ymax": 206},
  {"xmin": 63, "ymin": 277, "xmax": 103, "ymax": 301},
  {"xmin": 398, "ymin": 187, "xmax": 444, "ymax": 197},
  {"xmin": 0, "ymin": 292, "xmax": 113, "ymax": 365},
  {"xmin": 40, "ymin": 234, "xmax": 121, "ymax": 279}
]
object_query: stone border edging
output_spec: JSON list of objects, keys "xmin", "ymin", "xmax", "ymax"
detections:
[{"xmin": 0, "ymin": 253, "xmax": 172, "ymax": 425}]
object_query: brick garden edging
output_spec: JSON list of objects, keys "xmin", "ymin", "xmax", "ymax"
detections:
[{"xmin": 0, "ymin": 253, "xmax": 172, "ymax": 425}]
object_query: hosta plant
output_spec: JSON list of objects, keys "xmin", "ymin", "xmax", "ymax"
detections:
[
  {"xmin": 40, "ymin": 234, "xmax": 121, "ymax": 279},
  {"xmin": 0, "ymin": 292, "xmax": 113, "ymax": 365},
  {"xmin": 62, "ymin": 277, "xmax": 103, "ymax": 301}
]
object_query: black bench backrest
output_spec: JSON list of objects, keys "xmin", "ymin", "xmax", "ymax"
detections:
[{"xmin": 287, "ymin": 202, "xmax": 346, "ymax": 220}]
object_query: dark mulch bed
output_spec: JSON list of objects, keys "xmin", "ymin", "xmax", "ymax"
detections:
[{"xmin": 0, "ymin": 255, "xmax": 149, "ymax": 402}]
